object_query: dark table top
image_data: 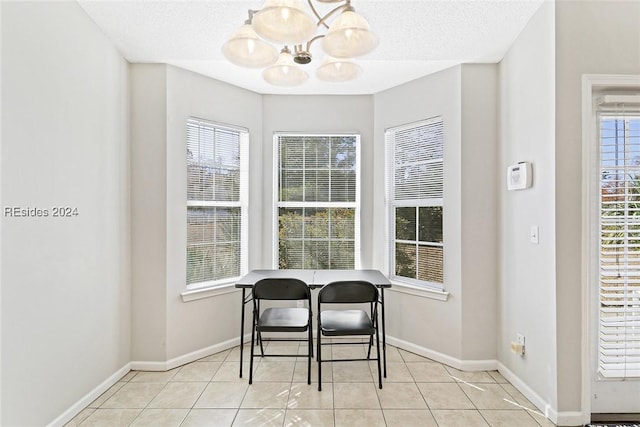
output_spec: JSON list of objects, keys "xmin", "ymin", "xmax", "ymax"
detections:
[{"xmin": 235, "ymin": 269, "xmax": 392, "ymax": 289}]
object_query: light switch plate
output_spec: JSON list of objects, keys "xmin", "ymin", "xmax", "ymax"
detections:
[{"xmin": 530, "ymin": 226, "xmax": 539, "ymax": 244}]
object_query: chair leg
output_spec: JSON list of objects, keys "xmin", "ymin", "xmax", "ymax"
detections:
[
  {"xmin": 366, "ymin": 305, "xmax": 375, "ymax": 359},
  {"xmin": 317, "ymin": 324, "xmax": 322, "ymax": 391},
  {"xmin": 255, "ymin": 301, "xmax": 264, "ymax": 357},
  {"xmin": 375, "ymin": 325, "xmax": 382, "ymax": 389},
  {"xmin": 308, "ymin": 303, "xmax": 314, "ymax": 359},
  {"xmin": 307, "ymin": 324, "xmax": 312, "ymax": 385},
  {"xmin": 370, "ymin": 301, "xmax": 376, "ymax": 357},
  {"xmin": 258, "ymin": 331, "xmax": 265, "ymax": 357},
  {"xmin": 309, "ymin": 315, "xmax": 314, "ymax": 359},
  {"xmin": 249, "ymin": 311, "xmax": 257, "ymax": 385}
]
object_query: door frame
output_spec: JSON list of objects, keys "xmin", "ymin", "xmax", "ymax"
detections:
[{"xmin": 581, "ymin": 73, "xmax": 640, "ymax": 423}]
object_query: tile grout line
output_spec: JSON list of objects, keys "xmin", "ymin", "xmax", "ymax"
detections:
[{"xmin": 176, "ymin": 361, "xmax": 223, "ymax": 427}]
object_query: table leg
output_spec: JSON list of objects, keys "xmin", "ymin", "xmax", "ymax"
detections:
[
  {"xmin": 381, "ymin": 288, "xmax": 387, "ymax": 378},
  {"xmin": 239, "ymin": 288, "xmax": 246, "ymax": 378}
]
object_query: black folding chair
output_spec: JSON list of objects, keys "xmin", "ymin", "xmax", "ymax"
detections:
[
  {"xmin": 316, "ymin": 280, "xmax": 382, "ymax": 391},
  {"xmin": 249, "ymin": 278, "xmax": 313, "ymax": 385}
]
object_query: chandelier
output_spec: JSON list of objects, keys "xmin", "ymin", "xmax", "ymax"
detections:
[{"xmin": 222, "ymin": 0, "xmax": 378, "ymax": 86}]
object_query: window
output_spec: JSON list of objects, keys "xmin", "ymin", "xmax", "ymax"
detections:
[
  {"xmin": 597, "ymin": 96, "xmax": 640, "ymax": 378},
  {"xmin": 386, "ymin": 117, "xmax": 444, "ymax": 289},
  {"xmin": 275, "ymin": 134, "xmax": 359, "ymax": 269},
  {"xmin": 186, "ymin": 118, "xmax": 248, "ymax": 287}
]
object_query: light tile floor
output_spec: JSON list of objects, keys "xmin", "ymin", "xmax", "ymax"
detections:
[{"xmin": 66, "ymin": 341, "xmax": 557, "ymax": 427}]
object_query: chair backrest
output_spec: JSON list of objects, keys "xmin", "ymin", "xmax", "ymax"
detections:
[
  {"xmin": 318, "ymin": 280, "xmax": 378, "ymax": 304},
  {"xmin": 253, "ymin": 278, "xmax": 311, "ymax": 301}
]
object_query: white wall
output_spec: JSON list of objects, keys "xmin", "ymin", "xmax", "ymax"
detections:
[
  {"xmin": 373, "ymin": 65, "xmax": 499, "ymax": 364},
  {"xmin": 1, "ymin": 2, "xmax": 130, "ymax": 425},
  {"xmin": 460, "ymin": 64, "xmax": 499, "ymax": 361},
  {"xmin": 131, "ymin": 64, "xmax": 168, "ymax": 361},
  {"xmin": 130, "ymin": 64, "xmax": 264, "ymax": 362},
  {"xmin": 498, "ymin": 0, "xmax": 558, "ymax": 416},
  {"xmin": 165, "ymin": 66, "xmax": 263, "ymax": 360},
  {"xmin": 554, "ymin": 0, "xmax": 640, "ymax": 416}
]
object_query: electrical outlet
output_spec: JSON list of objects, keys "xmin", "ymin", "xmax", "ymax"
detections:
[{"xmin": 511, "ymin": 333, "xmax": 526, "ymax": 356}]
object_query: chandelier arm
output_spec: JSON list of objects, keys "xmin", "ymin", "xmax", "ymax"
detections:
[
  {"xmin": 307, "ymin": 0, "xmax": 349, "ymax": 29},
  {"xmin": 305, "ymin": 34, "xmax": 325, "ymax": 51},
  {"xmin": 307, "ymin": 0, "xmax": 329, "ymax": 29}
]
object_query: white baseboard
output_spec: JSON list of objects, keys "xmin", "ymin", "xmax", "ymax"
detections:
[
  {"xmin": 497, "ymin": 362, "xmax": 585, "ymax": 426},
  {"xmin": 47, "ymin": 363, "xmax": 131, "ymax": 427},
  {"xmin": 50, "ymin": 336, "xmax": 247, "ymax": 426},
  {"xmin": 131, "ymin": 335, "xmax": 244, "ymax": 371},
  {"xmin": 386, "ymin": 335, "xmax": 498, "ymax": 371},
  {"xmin": 497, "ymin": 362, "xmax": 554, "ymax": 419}
]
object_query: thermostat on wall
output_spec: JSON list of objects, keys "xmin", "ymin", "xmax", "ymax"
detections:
[{"xmin": 507, "ymin": 161, "xmax": 532, "ymax": 190}]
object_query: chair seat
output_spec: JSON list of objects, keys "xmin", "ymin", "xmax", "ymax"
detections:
[
  {"xmin": 258, "ymin": 307, "xmax": 309, "ymax": 332},
  {"xmin": 320, "ymin": 309, "xmax": 374, "ymax": 336}
]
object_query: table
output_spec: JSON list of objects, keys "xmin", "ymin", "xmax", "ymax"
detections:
[{"xmin": 235, "ymin": 269, "xmax": 391, "ymax": 379}]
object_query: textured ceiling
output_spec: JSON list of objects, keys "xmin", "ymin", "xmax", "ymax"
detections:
[{"xmin": 77, "ymin": 0, "xmax": 544, "ymax": 95}]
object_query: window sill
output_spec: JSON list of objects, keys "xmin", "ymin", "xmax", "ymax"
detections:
[
  {"xmin": 389, "ymin": 281, "xmax": 450, "ymax": 302},
  {"xmin": 181, "ymin": 281, "xmax": 240, "ymax": 302}
]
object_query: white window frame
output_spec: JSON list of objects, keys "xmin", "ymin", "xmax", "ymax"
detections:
[
  {"xmin": 594, "ymin": 96, "xmax": 640, "ymax": 379},
  {"xmin": 185, "ymin": 117, "xmax": 249, "ymax": 291},
  {"xmin": 581, "ymin": 75, "xmax": 640, "ymax": 419},
  {"xmin": 385, "ymin": 117, "xmax": 444, "ymax": 291},
  {"xmin": 272, "ymin": 132, "xmax": 361, "ymax": 269}
]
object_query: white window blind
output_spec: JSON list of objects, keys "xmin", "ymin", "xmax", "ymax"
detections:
[
  {"xmin": 187, "ymin": 118, "xmax": 247, "ymax": 286},
  {"xmin": 276, "ymin": 134, "xmax": 359, "ymax": 269},
  {"xmin": 598, "ymin": 95, "xmax": 640, "ymax": 378},
  {"xmin": 386, "ymin": 117, "xmax": 444, "ymax": 288}
]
